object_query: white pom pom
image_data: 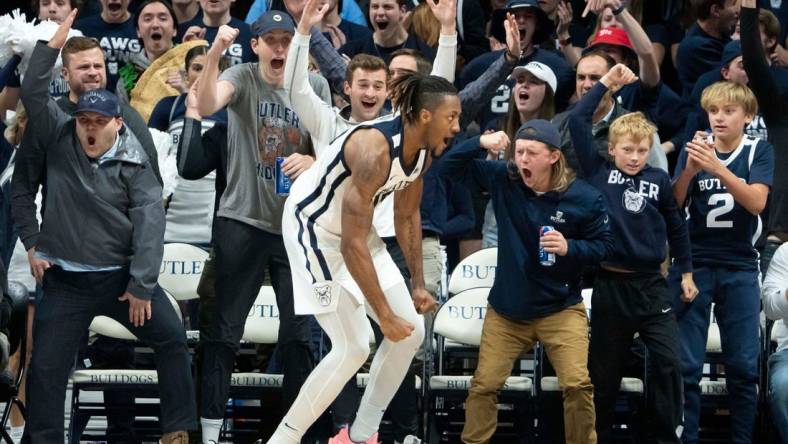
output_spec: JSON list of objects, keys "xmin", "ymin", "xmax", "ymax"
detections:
[{"xmin": 0, "ymin": 10, "xmax": 83, "ymax": 80}]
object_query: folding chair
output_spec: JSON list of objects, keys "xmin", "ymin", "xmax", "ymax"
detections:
[
  {"xmin": 447, "ymin": 248, "xmax": 497, "ymax": 295},
  {"xmin": 68, "ymin": 291, "xmax": 183, "ymax": 443},
  {"xmin": 427, "ymin": 287, "xmax": 533, "ymax": 443},
  {"xmin": 0, "ymin": 281, "xmax": 32, "ymax": 444}
]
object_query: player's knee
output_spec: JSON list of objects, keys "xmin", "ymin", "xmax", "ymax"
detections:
[
  {"xmin": 344, "ymin": 335, "xmax": 371, "ymax": 369},
  {"xmin": 410, "ymin": 316, "xmax": 425, "ymax": 346}
]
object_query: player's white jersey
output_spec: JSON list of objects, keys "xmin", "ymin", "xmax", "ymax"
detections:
[{"xmin": 289, "ymin": 113, "xmax": 427, "ymax": 239}]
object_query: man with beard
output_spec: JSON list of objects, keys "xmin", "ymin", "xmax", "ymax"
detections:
[
  {"xmin": 74, "ymin": 0, "xmax": 144, "ymax": 91},
  {"xmin": 194, "ymin": 12, "xmax": 330, "ymax": 444}
]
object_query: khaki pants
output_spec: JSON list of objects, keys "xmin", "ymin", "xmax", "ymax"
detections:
[{"xmin": 462, "ymin": 304, "xmax": 596, "ymax": 444}]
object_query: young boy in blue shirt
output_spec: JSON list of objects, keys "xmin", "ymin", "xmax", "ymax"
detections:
[
  {"xmin": 671, "ymin": 80, "xmax": 774, "ymax": 444},
  {"xmin": 567, "ymin": 63, "xmax": 697, "ymax": 444}
]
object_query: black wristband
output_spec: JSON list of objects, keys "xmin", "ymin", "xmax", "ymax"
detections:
[{"xmin": 612, "ymin": 4, "xmax": 625, "ymax": 15}]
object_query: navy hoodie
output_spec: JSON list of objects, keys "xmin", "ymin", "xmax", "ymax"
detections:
[
  {"xmin": 441, "ymin": 138, "xmax": 614, "ymax": 320},
  {"xmin": 567, "ymin": 82, "xmax": 692, "ymax": 274}
]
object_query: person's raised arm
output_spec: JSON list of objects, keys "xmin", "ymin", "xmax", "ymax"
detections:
[
  {"xmin": 286, "ymin": 0, "xmax": 338, "ymax": 148},
  {"xmin": 340, "ymin": 130, "xmax": 415, "ymax": 341},
  {"xmin": 21, "ymin": 9, "xmax": 77, "ymax": 133},
  {"xmin": 591, "ymin": 0, "xmax": 660, "ymax": 87},
  {"xmin": 458, "ymin": 13, "xmax": 520, "ymax": 129},
  {"xmin": 427, "ymin": 0, "xmax": 458, "ymax": 83},
  {"xmin": 438, "ymin": 132, "xmax": 509, "ymax": 191},
  {"xmin": 740, "ymin": 0, "xmax": 781, "ymax": 125},
  {"xmin": 569, "ymin": 64, "xmax": 637, "ymax": 175},
  {"xmin": 556, "ymin": 1, "xmax": 581, "ymax": 66},
  {"xmin": 197, "ymin": 25, "xmax": 238, "ymax": 116}
]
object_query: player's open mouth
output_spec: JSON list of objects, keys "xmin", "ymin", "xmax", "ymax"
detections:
[
  {"xmin": 87, "ymin": 136, "xmax": 96, "ymax": 146},
  {"xmin": 108, "ymin": 3, "xmax": 122, "ymax": 12},
  {"xmin": 519, "ymin": 28, "xmax": 527, "ymax": 42},
  {"xmin": 518, "ymin": 90, "xmax": 530, "ymax": 101},
  {"xmin": 522, "ymin": 168, "xmax": 532, "ymax": 178},
  {"xmin": 361, "ymin": 100, "xmax": 376, "ymax": 109},
  {"xmin": 376, "ymin": 21, "xmax": 389, "ymax": 30},
  {"xmin": 151, "ymin": 32, "xmax": 163, "ymax": 41},
  {"xmin": 270, "ymin": 58, "xmax": 284, "ymax": 69}
]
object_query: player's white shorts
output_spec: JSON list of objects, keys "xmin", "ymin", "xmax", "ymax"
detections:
[{"xmin": 282, "ymin": 206, "xmax": 405, "ymax": 315}]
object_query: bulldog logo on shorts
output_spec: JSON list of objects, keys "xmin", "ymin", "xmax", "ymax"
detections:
[
  {"xmin": 622, "ymin": 188, "xmax": 646, "ymax": 214},
  {"xmin": 314, "ymin": 284, "xmax": 332, "ymax": 307}
]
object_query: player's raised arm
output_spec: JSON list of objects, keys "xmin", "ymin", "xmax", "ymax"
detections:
[{"xmin": 340, "ymin": 129, "xmax": 416, "ymax": 342}]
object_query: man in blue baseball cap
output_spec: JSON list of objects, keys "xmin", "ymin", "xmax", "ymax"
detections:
[
  {"xmin": 14, "ymin": 11, "xmax": 195, "ymax": 443},
  {"xmin": 193, "ymin": 8, "xmax": 332, "ymax": 443}
]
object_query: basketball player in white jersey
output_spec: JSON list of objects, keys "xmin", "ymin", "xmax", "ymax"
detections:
[{"xmin": 266, "ymin": 73, "xmax": 461, "ymax": 444}]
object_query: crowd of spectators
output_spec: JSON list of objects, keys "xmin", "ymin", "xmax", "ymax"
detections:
[{"xmin": 0, "ymin": 0, "xmax": 788, "ymax": 443}]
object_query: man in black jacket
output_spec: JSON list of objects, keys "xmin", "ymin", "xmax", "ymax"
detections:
[{"xmin": 15, "ymin": 11, "xmax": 195, "ymax": 444}]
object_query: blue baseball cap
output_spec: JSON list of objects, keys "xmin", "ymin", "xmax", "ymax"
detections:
[
  {"xmin": 251, "ymin": 10, "xmax": 295, "ymax": 37},
  {"xmin": 721, "ymin": 40, "xmax": 742, "ymax": 68},
  {"xmin": 516, "ymin": 119, "xmax": 561, "ymax": 150},
  {"xmin": 75, "ymin": 89, "xmax": 121, "ymax": 117}
]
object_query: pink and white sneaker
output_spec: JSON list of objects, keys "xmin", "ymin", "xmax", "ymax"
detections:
[{"xmin": 328, "ymin": 426, "xmax": 380, "ymax": 444}]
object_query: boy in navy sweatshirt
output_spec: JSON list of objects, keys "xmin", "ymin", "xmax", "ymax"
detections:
[
  {"xmin": 567, "ymin": 63, "xmax": 697, "ymax": 444},
  {"xmin": 671, "ymin": 80, "xmax": 774, "ymax": 444},
  {"xmin": 441, "ymin": 120, "xmax": 614, "ymax": 444}
]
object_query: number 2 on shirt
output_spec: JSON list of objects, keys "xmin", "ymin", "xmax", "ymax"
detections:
[{"xmin": 706, "ymin": 193, "xmax": 734, "ymax": 228}]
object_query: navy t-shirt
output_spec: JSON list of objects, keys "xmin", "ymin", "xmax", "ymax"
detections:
[
  {"xmin": 176, "ymin": 16, "xmax": 255, "ymax": 65},
  {"xmin": 459, "ymin": 48, "xmax": 574, "ymax": 130},
  {"xmin": 340, "ymin": 34, "xmax": 436, "ymax": 65},
  {"xmin": 676, "ymin": 23, "xmax": 730, "ymax": 98},
  {"xmin": 74, "ymin": 14, "xmax": 143, "ymax": 92},
  {"xmin": 673, "ymin": 135, "xmax": 774, "ymax": 270}
]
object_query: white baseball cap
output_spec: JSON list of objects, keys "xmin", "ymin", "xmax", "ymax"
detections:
[{"xmin": 511, "ymin": 61, "xmax": 557, "ymax": 94}]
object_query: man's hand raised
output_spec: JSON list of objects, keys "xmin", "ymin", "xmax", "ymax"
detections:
[
  {"xmin": 48, "ymin": 8, "xmax": 78, "ymax": 49},
  {"xmin": 600, "ymin": 63, "xmax": 638, "ymax": 93},
  {"xmin": 298, "ymin": 0, "xmax": 331, "ymax": 35},
  {"xmin": 427, "ymin": 0, "xmax": 457, "ymax": 34},
  {"xmin": 212, "ymin": 25, "xmax": 240, "ymax": 54}
]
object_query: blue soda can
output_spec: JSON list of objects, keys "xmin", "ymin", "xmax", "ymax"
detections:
[
  {"xmin": 539, "ymin": 225, "xmax": 556, "ymax": 266},
  {"xmin": 275, "ymin": 156, "xmax": 291, "ymax": 196}
]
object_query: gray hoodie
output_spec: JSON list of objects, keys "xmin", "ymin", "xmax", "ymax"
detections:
[{"xmin": 16, "ymin": 42, "xmax": 165, "ymax": 300}]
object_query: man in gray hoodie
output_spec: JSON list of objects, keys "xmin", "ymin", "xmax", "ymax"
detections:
[{"xmin": 14, "ymin": 10, "xmax": 195, "ymax": 444}]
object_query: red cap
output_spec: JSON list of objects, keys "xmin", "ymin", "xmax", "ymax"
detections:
[{"xmin": 589, "ymin": 26, "xmax": 633, "ymax": 50}]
